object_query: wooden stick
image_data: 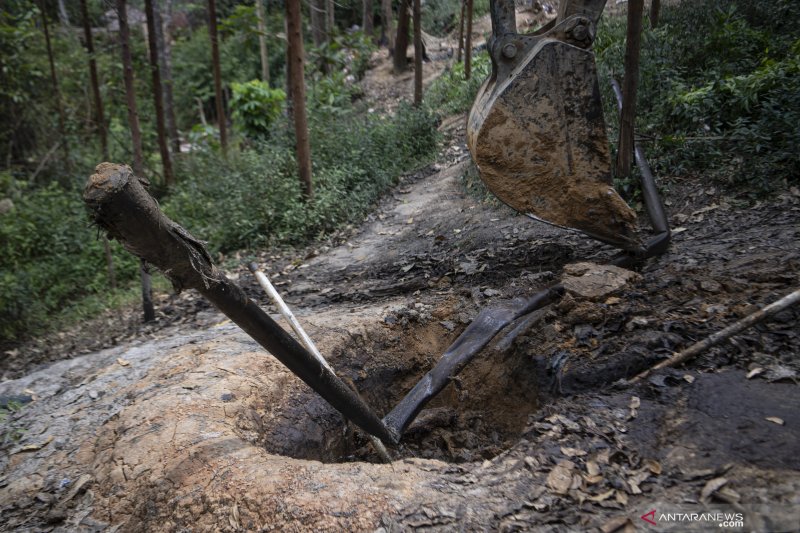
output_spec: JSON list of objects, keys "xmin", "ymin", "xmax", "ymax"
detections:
[
  {"xmin": 631, "ymin": 288, "xmax": 800, "ymax": 383},
  {"xmin": 249, "ymin": 263, "xmax": 333, "ymax": 373}
]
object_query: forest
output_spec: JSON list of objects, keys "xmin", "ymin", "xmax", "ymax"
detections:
[{"xmin": 0, "ymin": 0, "xmax": 799, "ymax": 531}]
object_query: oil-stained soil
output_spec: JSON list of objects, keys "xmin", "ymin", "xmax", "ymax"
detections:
[{"xmin": 1, "ymin": 7, "xmax": 799, "ymax": 532}]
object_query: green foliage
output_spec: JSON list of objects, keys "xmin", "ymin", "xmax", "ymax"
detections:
[
  {"xmin": 424, "ymin": 50, "xmax": 490, "ymax": 116},
  {"xmin": 422, "ymin": 0, "xmax": 489, "ymax": 37},
  {"xmin": 230, "ymin": 80, "xmax": 286, "ymax": 139},
  {"xmin": 0, "ymin": 181, "xmax": 138, "ymax": 340},
  {"xmin": 164, "ymin": 104, "xmax": 439, "ymax": 253},
  {"xmin": 308, "ymin": 30, "xmax": 377, "ymax": 81},
  {"xmin": 596, "ymin": 0, "xmax": 800, "ymax": 193}
]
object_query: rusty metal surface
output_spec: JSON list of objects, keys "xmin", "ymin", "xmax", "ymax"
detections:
[
  {"xmin": 468, "ymin": 40, "xmax": 640, "ymax": 250},
  {"xmin": 468, "ymin": 0, "xmax": 642, "ymax": 252}
]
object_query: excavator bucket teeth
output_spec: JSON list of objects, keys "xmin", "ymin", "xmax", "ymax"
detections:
[{"xmin": 468, "ymin": 39, "xmax": 642, "ymax": 251}]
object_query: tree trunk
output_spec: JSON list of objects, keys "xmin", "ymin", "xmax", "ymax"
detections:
[
  {"xmin": 310, "ymin": 0, "xmax": 326, "ymax": 48},
  {"xmin": 207, "ymin": 0, "xmax": 227, "ymax": 152},
  {"xmin": 80, "ymin": 0, "xmax": 116, "ymax": 288},
  {"xmin": 465, "ymin": 0, "xmax": 473, "ymax": 79},
  {"xmin": 57, "ymin": 0, "xmax": 70, "ymax": 26},
  {"xmin": 650, "ymin": 0, "xmax": 661, "ymax": 28},
  {"xmin": 362, "ymin": 0, "xmax": 374, "ymax": 36},
  {"xmin": 456, "ymin": 0, "xmax": 465, "ymax": 63},
  {"xmin": 615, "ymin": 0, "xmax": 644, "ymax": 179},
  {"xmin": 413, "ymin": 0, "xmax": 422, "ymax": 106},
  {"xmin": 79, "ymin": 0, "xmax": 107, "ymax": 160},
  {"xmin": 145, "ymin": 0, "xmax": 174, "ymax": 187},
  {"xmin": 381, "ymin": 0, "xmax": 394, "ymax": 52},
  {"xmin": 158, "ymin": 0, "xmax": 180, "ymax": 155},
  {"xmin": 39, "ymin": 2, "xmax": 70, "ymax": 171},
  {"xmin": 286, "ymin": 0, "xmax": 313, "ymax": 200},
  {"xmin": 326, "ymin": 0, "xmax": 335, "ymax": 43},
  {"xmin": 255, "ymin": 0, "xmax": 270, "ymax": 83},
  {"xmin": 117, "ymin": 0, "xmax": 155, "ymax": 322},
  {"xmin": 393, "ymin": 0, "xmax": 410, "ymax": 73}
]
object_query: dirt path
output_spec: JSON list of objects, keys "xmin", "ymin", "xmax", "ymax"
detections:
[{"xmin": 2, "ymin": 7, "xmax": 800, "ymax": 531}]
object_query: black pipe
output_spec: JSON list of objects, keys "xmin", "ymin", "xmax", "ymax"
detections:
[{"xmin": 383, "ymin": 285, "xmax": 563, "ymax": 437}]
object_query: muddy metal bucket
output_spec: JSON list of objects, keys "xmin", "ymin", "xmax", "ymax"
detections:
[{"xmin": 467, "ymin": 0, "xmax": 643, "ymax": 252}]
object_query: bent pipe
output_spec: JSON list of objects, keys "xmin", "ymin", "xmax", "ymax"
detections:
[
  {"xmin": 83, "ymin": 163, "xmax": 398, "ymax": 445},
  {"xmin": 611, "ymin": 78, "xmax": 671, "ymax": 258},
  {"xmin": 383, "ymin": 285, "xmax": 564, "ymax": 437}
]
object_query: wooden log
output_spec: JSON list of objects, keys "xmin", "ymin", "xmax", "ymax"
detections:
[{"xmin": 83, "ymin": 163, "xmax": 397, "ymax": 445}]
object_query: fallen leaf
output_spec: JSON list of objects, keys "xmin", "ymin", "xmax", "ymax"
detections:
[
  {"xmin": 600, "ymin": 516, "xmax": 634, "ymax": 533},
  {"xmin": 628, "ymin": 396, "xmax": 640, "ymax": 419},
  {"xmin": 588, "ymin": 489, "xmax": 615, "ymax": 502},
  {"xmin": 644, "ymin": 459, "xmax": 662, "ymax": 475},
  {"xmin": 700, "ymin": 477, "xmax": 728, "ymax": 502},
  {"xmin": 683, "ymin": 374, "xmax": 695, "ymax": 383},
  {"xmin": 13, "ymin": 435, "xmax": 54, "ymax": 454},
  {"xmin": 546, "ymin": 460, "xmax": 575, "ymax": 494},
  {"xmin": 117, "ymin": 358, "xmax": 130, "ymax": 367},
  {"xmin": 615, "ymin": 490, "xmax": 628, "ymax": 506},
  {"xmin": 765, "ymin": 416, "xmax": 785, "ymax": 425},
  {"xmin": 746, "ymin": 367, "xmax": 764, "ymax": 379},
  {"xmin": 586, "ymin": 461, "xmax": 600, "ymax": 476},
  {"xmin": 406, "ymin": 217, "xmax": 414, "ymax": 224},
  {"xmin": 584, "ymin": 474, "xmax": 604, "ymax": 484},
  {"xmin": 561, "ymin": 446, "xmax": 587, "ymax": 458}
]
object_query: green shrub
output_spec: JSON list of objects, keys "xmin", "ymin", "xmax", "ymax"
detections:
[
  {"xmin": 0, "ymin": 182, "xmax": 138, "ymax": 340},
  {"xmin": 424, "ymin": 50, "xmax": 491, "ymax": 116},
  {"xmin": 230, "ymin": 80, "xmax": 286, "ymax": 140},
  {"xmin": 596, "ymin": 0, "xmax": 800, "ymax": 193},
  {"xmin": 165, "ymin": 104, "xmax": 439, "ymax": 254}
]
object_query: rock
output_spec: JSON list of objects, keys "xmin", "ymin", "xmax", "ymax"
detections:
[{"xmin": 560, "ymin": 262, "xmax": 641, "ymax": 301}]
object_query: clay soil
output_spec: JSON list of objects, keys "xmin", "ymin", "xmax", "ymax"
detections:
[{"xmin": 2, "ymin": 9, "xmax": 799, "ymax": 533}]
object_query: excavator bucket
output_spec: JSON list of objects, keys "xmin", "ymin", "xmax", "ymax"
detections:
[{"xmin": 467, "ymin": 0, "xmax": 643, "ymax": 252}]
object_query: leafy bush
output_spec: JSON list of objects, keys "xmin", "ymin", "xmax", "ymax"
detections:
[
  {"xmin": 596, "ymin": 0, "xmax": 800, "ymax": 193},
  {"xmin": 0, "ymin": 181, "xmax": 138, "ymax": 340},
  {"xmin": 424, "ymin": 50, "xmax": 491, "ymax": 116},
  {"xmin": 165, "ymin": 104, "xmax": 439, "ymax": 253},
  {"xmin": 230, "ymin": 80, "xmax": 286, "ymax": 140},
  {"xmin": 308, "ymin": 30, "xmax": 377, "ymax": 81}
]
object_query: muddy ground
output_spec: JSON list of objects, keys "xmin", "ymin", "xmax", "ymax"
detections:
[{"xmin": 2, "ymin": 6, "xmax": 800, "ymax": 533}]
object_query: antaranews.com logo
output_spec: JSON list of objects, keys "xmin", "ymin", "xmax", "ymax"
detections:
[
  {"xmin": 640, "ymin": 508, "xmax": 744, "ymax": 529},
  {"xmin": 634, "ymin": 503, "xmax": 800, "ymax": 532}
]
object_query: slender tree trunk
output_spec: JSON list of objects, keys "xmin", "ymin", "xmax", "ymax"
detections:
[
  {"xmin": 326, "ymin": 0, "xmax": 334, "ymax": 43},
  {"xmin": 393, "ymin": 0, "xmax": 410, "ymax": 73},
  {"xmin": 255, "ymin": 0, "xmax": 270, "ymax": 83},
  {"xmin": 57, "ymin": 0, "xmax": 70, "ymax": 26},
  {"xmin": 118, "ymin": 0, "xmax": 155, "ymax": 322},
  {"xmin": 286, "ymin": 0, "xmax": 313, "ymax": 200},
  {"xmin": 381, "ymin": 0, "xmax": 394, "ymax": 52},
  {"xmin": 650, "ymin": 0, "xmax": 661, "ymax": 28},
  {"xmin": 413, "ymin": 0, "xmax": 422, "ymax": 106},
  {"xmin": 79, "ymin": 0, "xmax": 107, "ymax": 160},
  {"xmin": 207, "ymin": 0, "xmax": 227, "ymax": 152},
  {"xmin": 362, "ymin": 0, "xmax": 374, "ymax": 36},
  {"xmin": 39, "ymin": 2, "xmax": 70, "ymax": 170},
  {"xmin": 158, "ymin": 0, "xmax": 180, "ymax": 155},
  {"xmin": 145, "ymin": 0, "xmax": 173, "ymax": 187},
  {"xmin": 465, "ymin": 0, "xmax": 473, "ymax": 79},
  {"xmin": 310, "ymin": 0, "xmax": 324, "ymax": 47},
  {"xmin": 615, "ymin": 0, "xmax": 644, "ymax": 179},
  {"xmin": 284, "ymin": 17, "xmax": 293, "ymax": 111},
  {"xmin": 456, "ymin": 0, "xmax": 465, "ymax": 63},
  {"xmin": 81, "ymin": 0, "xmax": 117, "ymax": 288}
]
